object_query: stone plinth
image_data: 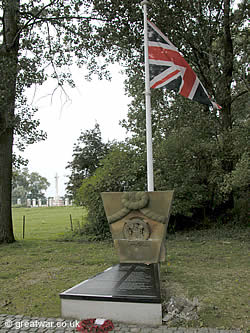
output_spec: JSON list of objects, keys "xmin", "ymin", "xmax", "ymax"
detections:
[{"xmin": 60, "ymin": 263, "xmax": 162, "ymax": 325}]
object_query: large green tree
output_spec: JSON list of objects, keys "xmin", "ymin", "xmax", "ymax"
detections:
[
  {"xmin": 75, "ymin": 0, "xmax": 249, "ymax": 233},
  {"xmin": 1, "ymin": 0, "xmax": 22, "ymax": 243},
  {"xmin": 0, "ymin": 0, "xmax": 109, "ymax": 243},
  {"xmin": 110, "ymin": 0, "xmax": 249, "ymax": 211},
  {"xmin": 84, "ymin": 0, "xmax": 248, "ymax": 164},
  {"xmin": 66, "ymin": 123, "xmax": 111, "ymax": 199},
  {"xmin": 12, "ymin": 167, "xmax": 50, "ymax": 204}
]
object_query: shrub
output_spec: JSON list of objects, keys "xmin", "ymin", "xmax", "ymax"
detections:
[{"xmin": 76, "ymin": 146, "xmax": 145, "ymax": 239}]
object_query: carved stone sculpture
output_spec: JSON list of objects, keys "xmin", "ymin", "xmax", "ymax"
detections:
[{"xmin": 101, "ymin": 191, "xmax": 174, "ymax": 264}]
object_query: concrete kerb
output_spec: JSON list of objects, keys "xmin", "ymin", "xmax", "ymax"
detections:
[{"xmin": 0, "ymin": 314, "xmax": 244, "ymax": 333}]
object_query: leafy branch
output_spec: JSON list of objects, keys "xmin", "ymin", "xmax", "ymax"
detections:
[{"xmin": 231, "ymin": 90, "xmax": 249, "ymax": 104}]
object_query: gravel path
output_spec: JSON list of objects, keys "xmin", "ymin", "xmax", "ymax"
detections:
[{"xmin": 0, "ymin": 314, "xmax": 243, "ymax": 333}]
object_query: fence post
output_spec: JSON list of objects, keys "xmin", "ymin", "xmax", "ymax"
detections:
[
  {"xmin": 23, "ymin": 216, "xmax": 26, "ymax": 239},
  {"xmin": 70, "ymin": 214, "xmax": 73, "ymax": 231}
]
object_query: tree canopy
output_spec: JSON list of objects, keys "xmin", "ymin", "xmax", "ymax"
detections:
[
  {"xmin": 66, "ymin": 123, "xmax": 111, "ymax": 199},
  {"xmin": 67, "ymin": 0, "xmax": 249, "ymax": 238},
  {"xmin": 12, "ymin": 167, "xmax": 50, "ymax": 205}
]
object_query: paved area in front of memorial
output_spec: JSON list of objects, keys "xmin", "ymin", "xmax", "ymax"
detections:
[{"xmin": 0, "ymin": 314, "xmax": 243, "ymax": 333}]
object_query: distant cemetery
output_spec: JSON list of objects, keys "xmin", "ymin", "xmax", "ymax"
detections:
[
  {"xmin": 15, "ymin": 197, "xmax": 73, "ymax": 207},
  {"xmin": 13, "ymin": 172, "xmax": 72, "ymax": 207}
]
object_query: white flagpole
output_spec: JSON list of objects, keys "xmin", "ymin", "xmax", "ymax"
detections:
[{"xmin": 141, "ymin": 0, "xmax": 154, "ymax": 192}]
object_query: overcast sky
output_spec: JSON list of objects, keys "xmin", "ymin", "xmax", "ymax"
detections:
[{"xmin": 18, "ymin": 65, "xmax": 131, "ymax": 197}]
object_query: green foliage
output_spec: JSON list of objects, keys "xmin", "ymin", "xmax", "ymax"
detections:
[
  {"xmin": 220, "ymin": 152, "xmax": 249, "ymax": 196},
  {"xmin": 117, "ymin": 0, "xmax": 248, "ymax": 227},
  {"xmin": 59, "ymin": 218, "xmax": 90, "ymax": 242},
  {"xmin": 14, "ymin": 95, "xmax": 47, "ymax": 152},
  {"xmin": 152, "ymin": 105, "xmax": 220, "ymax": 216},
  {"xmin": 12, "ymin": 167, "xmax": 50, "ymax": 204},
  {"xmin": 66, "ymin": 123, "xmax": 111, "ymax": 199},
  {"xmin": 219, "ymin": 152, "xmax": 249, "ymax": 224},
  {"xmin": 76, "ymin": 144, "xmax": 146, "ymax": 239},
  {"xmin": 74, "ymin": 102, "xmax": 248, "ymax": 236},
  {"xmin": 151, "ymin": 94, "xmax": 249, "ymax": 224}
]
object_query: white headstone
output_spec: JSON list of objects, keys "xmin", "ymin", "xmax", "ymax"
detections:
[
  {"xmin": 27, "ymin": 199, "xmax": 31, "ymax": 207},
  {"xmin": 17, "ymin": 198, "xmax": 21, "ymax": 205},
  {"xmin": 38, "ymin": 199, "xmax": 42, "ymax": 207},
  {"xmin": 32, "ymin": 198, "xmax": 36, "ymax": 207}
]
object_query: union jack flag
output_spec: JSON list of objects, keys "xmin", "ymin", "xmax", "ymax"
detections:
[{"xmin": 148, "ymin": 20, "xmax": 221, "ymax": 109}]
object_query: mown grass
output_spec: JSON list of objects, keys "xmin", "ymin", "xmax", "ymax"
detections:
[
  {"xmin": 161, "ymin": 228, "xmax": 249, "ymax": 329},
  {"xmin": 0, "ymin": 239, "xmax": 117, "ymax": 318},
  {"xmin": 12, "ymin": 206, "xmax": 86, "ymax": 240},
  {"xmin": 0, "ymin": 207, "xmax": 249, "ymax": 329}
]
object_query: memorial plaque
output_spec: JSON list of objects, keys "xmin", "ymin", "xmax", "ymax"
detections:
[
  {"xmin": 60, "ymin": 263, "xmax": 161, "ymax": 303},
  {"xmin": 115, "ymin": 239, "xmax": 163, "ymax": 263}
]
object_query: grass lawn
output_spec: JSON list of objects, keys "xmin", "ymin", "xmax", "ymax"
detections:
[
  {"xmin": 12, "ymin": 206, "xmax": 86, "ymax": 240},
  {"xmin": 0, "ymin": 207, "xmax": 249, "ymax": 329},
  {"xmin": 162, "ymin": 229, "xmax": 249, "ymax": 329}
]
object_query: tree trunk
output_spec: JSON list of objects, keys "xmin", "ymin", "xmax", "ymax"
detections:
[
  {"xmin": 219, "ymin": 0, "xmax": 234, "ymax": 211},
  {"xmin": 0, "ymin": 0, "xmax": 20, "ymax": 243},
  {"xmin": 221, "ymin": 0, "xmax": 233, "ymax": 131},
  {"xmin": 0, "ymin": 128, "xmax": 15, "ymax": 243}
]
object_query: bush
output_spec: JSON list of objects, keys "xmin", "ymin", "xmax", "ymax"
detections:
[{"xmin": 76, "ymin": 146, "xmax": 145, "ymax": 240}]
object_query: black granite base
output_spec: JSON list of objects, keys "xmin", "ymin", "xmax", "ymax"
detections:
[{"xmin": 60, "ymin": 263, "xmax": 161, "ymax": 304}]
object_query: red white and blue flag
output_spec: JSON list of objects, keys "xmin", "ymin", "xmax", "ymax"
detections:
[{"xmin": 148, "ymin": 20, "xmax": 221, "ymax": 109}]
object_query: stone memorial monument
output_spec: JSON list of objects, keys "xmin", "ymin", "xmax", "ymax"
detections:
[
  {"xmin": 60, "ymin": 2, "xmax": 175, "ymax": 325},
  {"xmin": 60, "ymin": 191, "xmax": 174, "ymax": 325},
  {"xmin": 101, "ymin": 191, "xmax": 173, "ymax": 264}
]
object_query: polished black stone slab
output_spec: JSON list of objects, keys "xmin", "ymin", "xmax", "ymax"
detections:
[{"xmin": 60, "ymin": 263, "xmax": 161, "ymax": 304}]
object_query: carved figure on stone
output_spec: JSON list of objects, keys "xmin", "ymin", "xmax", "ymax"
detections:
[{"xmin": 123, "ymin": 218, "xmax": 150, "ymax": 240}]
